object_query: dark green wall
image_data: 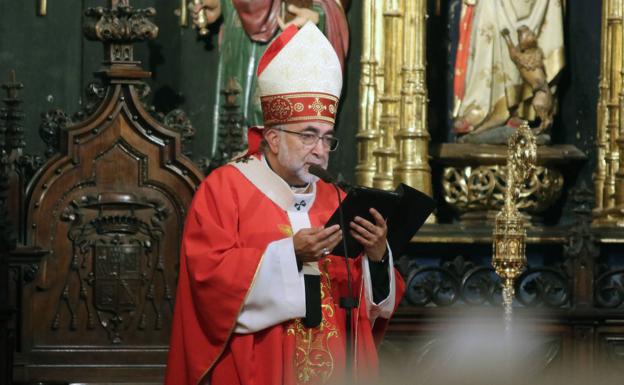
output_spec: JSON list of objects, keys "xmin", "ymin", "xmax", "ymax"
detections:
[
  {"xmin": 0, "ymin": 1, "xmax": 361, "ymax": 182},
  {"xmin": 0, "ymin": 0, "xmax": 603, "ymax": 223}
]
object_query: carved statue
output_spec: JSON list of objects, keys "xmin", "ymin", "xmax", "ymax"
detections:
[
  {"xmin": 190, "ymin": 0, "xmax": 349, "ymax": 134},
  {"xmin": 452, "ymin": 0, "xmax": 564, "ymax": 144},
  {"xmin": 502, "ymin": 26, "xmax": 554, "ymax": 135}
]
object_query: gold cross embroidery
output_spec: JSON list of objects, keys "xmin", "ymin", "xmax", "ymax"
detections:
[{"xmin": 308, "ymin": 98, "xmax": 327, "ymax": 116}]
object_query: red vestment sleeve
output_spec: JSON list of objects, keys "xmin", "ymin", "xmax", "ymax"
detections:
[
  {"xmin": 165, "ymin": 167, "xmax": 265, "ymax": 385},
  {"xmin": 371, "ymin": 268, "xmax": 405, "ymax": 346}
]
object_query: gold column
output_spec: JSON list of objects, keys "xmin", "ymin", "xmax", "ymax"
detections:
[
  {"xmin": 372, "ymin": 0, "xmax": 403, "ymax": 190},
  {"xmin": 355, "ymin": 0, "xmax": 384, "ymax": 187},
  {"xmin": 374, "ymin": 0, "xmax": 385, "ymax": 180},
  {"xmin": 38, "ymin": 0, "xmax": 47, "ymax": 16},
  {"xmin": 595, "ymin": 0, "xmax": 610, "ymax": 212},
  {"xmin": 594, "ymin": 0, "xmax": 624, "ymax": 226},
  {"xmin": 179, "ymin": 0, "xmax": 189, "ymax": 26},
  {"xmin": 614, "ymin": 2, "xmax": 624, "ymax": 208},
  {"xmin": 393, "ymin": 0, "xmax": 432, "ymax": 197}
]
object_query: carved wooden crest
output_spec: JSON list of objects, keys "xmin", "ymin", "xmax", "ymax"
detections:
[{"xmin": 11, "ymin": 1, "xmax": 204, "ymax": 382}]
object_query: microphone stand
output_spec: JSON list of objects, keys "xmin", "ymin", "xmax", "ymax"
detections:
[
  {"xmin": 308, "ymin": 165, "xmax": 357, "ymax": 382},
  {"xmin": 334, "ymin": 184, "xmax": 357, "ymax": 383}
]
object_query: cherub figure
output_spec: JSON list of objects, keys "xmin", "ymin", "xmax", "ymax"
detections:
[{"xmin": 502, "ymin": 26, "xmax": 554, "ymax": 135}]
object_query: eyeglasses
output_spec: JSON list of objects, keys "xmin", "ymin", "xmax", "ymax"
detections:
[{"xmin": 275, "ymin": 128, "xmax": 340, "ymax": 152}]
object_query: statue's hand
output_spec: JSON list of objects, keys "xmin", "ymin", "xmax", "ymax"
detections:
[
  {"xmin": 191, "ymin": 0, "xmax": 221, "ymax": 28},
  {"xmin": 501, "ymin": 28, "xmax": 510, "ymax": 36},
  {"xmin": 277, "ymin": 4, "xmax": 320, "ymax": 30}
]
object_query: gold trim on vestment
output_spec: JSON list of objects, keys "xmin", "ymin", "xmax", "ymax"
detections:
[{"xmin": 286, "ymin": 258, "xmax": 339, "ymax": 384}]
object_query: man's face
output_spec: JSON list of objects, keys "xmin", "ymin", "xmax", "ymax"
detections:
[{"xmin": 267, "ymin": 121, "xmax": 335, "ymax": 185}]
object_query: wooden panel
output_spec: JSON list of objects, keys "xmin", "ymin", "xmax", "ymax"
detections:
[{"xmin": 14, "ymin": 81, "xmax": 203, "ymax": 382}]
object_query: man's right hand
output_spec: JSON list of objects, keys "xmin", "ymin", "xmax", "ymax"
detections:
[{"xmin": 293, "ymin": 225, "xmax": 342, "ymax": 263}]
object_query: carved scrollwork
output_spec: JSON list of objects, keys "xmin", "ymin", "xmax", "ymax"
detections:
[
  {"xmin": 515, "ymin": 267, "xmax": 569, "ymax": 307},
  {"xmin": 563, "ymin": 184, "xmax": 599, "ymax": 263},
  {"xmin": 134, "ymin": 82, "xmax": 152, "ymax": 104},
  {"xmin": 402, "ymin": 256, "xmax": 570, "ymax": 308},
  {"xmin": 162, "ymin": 109, "xmax": 195, "ymax": 157},
  {"xmin": 84, "ymin": 5, "xmax": 158, "ymax": 43},
  {"xmin": 55, "ymin": 192, "xmax": 171, "ymax": 344},
  {"xmin": 134, "ymin": 82, "xmax": 196, "ymax": 157},
  {"xmin": 461, "ymin": 266, "xmax": 501, "ymax": 305},
  {"xmin": 15, "ymin": 154, "xmax": 45, "ymax": 184},
  {"xmin": 22, "ymin": 263, "xmax": 40, "ymax": 283},
  {"xmin": 74, "ymin": 82, "xmax": 106, "ymax": 121},
  {"xmin": 40, "ymin": 109, "xmax": 72, "ymax": 158},
  {"xmin": 405, "ymin": 256, "xmax": 472, "ymax": 306},
  {"xmin": 595, "ymin": 268, "xmax": 624, "ymax": 308},
  {"xmin": 442, "ymin": 165, "xmax": 563, "ymax": 214},
  {"xmin": 405, "ymin": 266, "xmax": 461, "ymax": 306}
]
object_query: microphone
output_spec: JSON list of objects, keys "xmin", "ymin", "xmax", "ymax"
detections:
[
  {"xmin": 308, "ymin": 164, "xmax": 335, "ymax": 184},
  {"xmin": 308, "ymin": 163, "xmax": 357, "ymax": 374}
]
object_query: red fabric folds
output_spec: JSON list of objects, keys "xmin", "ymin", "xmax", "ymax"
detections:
[
  {"xmin": 165, "ymin": 164, "xmax": 405, "ymax": 385},
  {"xmin": 453, "ymin": 3, "xmax": 475, "ymax": 101}
]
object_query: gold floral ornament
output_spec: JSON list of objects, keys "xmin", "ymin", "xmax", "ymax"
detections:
[{"xmin": 286, "ymin": 259, "xmax": 339, "ymax": 384}]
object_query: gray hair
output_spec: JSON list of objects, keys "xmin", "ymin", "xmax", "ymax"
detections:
[{"xmin": 259, "ymin": 125, "xmax": 284, "ymax": 154}]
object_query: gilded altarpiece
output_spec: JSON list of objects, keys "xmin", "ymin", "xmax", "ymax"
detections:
[{"xmin": 361, "ymin": 0, "xmax": 624, "ymax": 381}]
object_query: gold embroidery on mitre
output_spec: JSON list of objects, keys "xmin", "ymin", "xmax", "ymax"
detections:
[
  {"xmin": 308, "ymin": 98, "xmax": 328, "ymax": 116},
  {"xmin": 269, "ymin": 97, "xmax": 294, "ymax": 121},
  {"xmin": 286, "ymin": 259, "xmax": 339, "ymax": 384}
]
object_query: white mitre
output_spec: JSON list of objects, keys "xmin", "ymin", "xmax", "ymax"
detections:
[{"xmin": 256, "ymin": 22, "xmax": 343, "ymax": 127}]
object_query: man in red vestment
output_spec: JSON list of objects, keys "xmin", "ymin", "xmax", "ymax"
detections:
[{"xmin": 165, "ymin": 22, "xmax": 405, "ymax": 385}]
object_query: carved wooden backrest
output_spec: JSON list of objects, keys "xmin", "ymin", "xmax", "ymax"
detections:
[{"xmin": 13, "ymin": 3, "xmax": 204, "ymax": 383}]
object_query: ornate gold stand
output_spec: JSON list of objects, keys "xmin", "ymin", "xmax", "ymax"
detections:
[
  {"xmin": 492, "ymin": 122, "xmax": 536, "ymax": 325},
  {"xmin": 433, "ymin": 143, "xmax": 585, "ymax": 223}
]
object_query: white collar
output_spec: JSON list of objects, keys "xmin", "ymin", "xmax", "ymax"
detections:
[{"xmin": 231, "ymin": 155, "xmax": 316, "ymax": 213}]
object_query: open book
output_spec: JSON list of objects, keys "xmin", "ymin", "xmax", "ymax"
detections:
[{"xmin": 325, "ymin": 184, "xmax": 436, "ymax": 257}]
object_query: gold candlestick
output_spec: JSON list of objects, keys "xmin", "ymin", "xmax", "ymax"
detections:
[{"xmin": 39, "ymin": 0, "xmax": 47, "ymax": 16}]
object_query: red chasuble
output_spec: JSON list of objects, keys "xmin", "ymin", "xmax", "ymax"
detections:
[{"xmin": 165, "ymin": 156, "xmax": 405, "ymax": 385}]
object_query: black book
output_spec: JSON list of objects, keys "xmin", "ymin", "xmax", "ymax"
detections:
[{"xmin": 325, "ymin": 183, "xmax": 436, "ymax": 257}]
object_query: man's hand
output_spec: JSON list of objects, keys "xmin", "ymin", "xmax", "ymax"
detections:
[
  {"xmin": 294, "ymin": 225, "xmax": 342, "ymax": 263},
  {"xmin": 277, "ymin": 4, "xmax": 320, "ymax": 30},
  {"xmin": 350, "ymin": 208, "xmax": 387, "ymax": 262}
]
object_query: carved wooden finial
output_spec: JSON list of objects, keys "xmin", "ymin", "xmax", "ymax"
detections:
[
  {"xmin": 223, "ymin": 78, "xmax": 242, "ymax": 107},
  {"xmin": 2, "ymin": 70, "xmax": 24, "ymax": 100},
  {"xmin": 84, "ymin": 0, "xmax": 158, "ymax": 70}
]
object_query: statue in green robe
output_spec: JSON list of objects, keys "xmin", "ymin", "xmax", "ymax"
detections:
[{"xmin": 191, "ymin": 0, "xmax": 349, "ymax": 130}]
